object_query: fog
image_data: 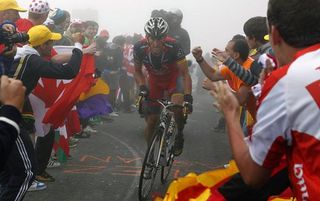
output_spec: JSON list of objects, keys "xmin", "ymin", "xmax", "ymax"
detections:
[{"xmin": 20, "ymin": 0, "xmax": 268, "ymax": 54}]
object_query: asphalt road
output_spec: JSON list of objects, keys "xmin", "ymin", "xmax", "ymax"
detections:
[{"xmin": 24, "ymin": 91, "xmax": 231, "ymax": 201}]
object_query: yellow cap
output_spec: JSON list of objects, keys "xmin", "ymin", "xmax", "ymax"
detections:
[
  {"xmin": 0, "ymin": 0, "xmax": 27, "ymax": 12},
  {"xmin": 264, "ymin": 34, "xmax": 269, "ymax": 41},
  {"xmin": 28, "ymin": 25, "xmax": 62, "ymax": 47}
]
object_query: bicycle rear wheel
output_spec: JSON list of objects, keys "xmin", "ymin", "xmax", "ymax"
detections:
[{"xmin": 138, "ymin": 129, "xmax": 162, "ymax": 201}]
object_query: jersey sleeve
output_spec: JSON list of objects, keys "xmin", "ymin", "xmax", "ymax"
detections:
[
  {"xmin": 133, "ymin": 41, "xmax": 144, "ymax": 65},
  {"xmin": 246, "ymin": 74, "xmax": 289, "ymax": 169},
  {"xmin": 173, "ymin": 42, "xmax": 186, "ymax": 62}
]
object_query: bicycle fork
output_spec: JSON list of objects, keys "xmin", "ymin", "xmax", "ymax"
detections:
[{"xmin": 155, "ymin": 122, "xmax": 167, "ymax": 167}]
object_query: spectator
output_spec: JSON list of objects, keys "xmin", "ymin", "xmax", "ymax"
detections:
[
  {"xmin": 64, "ymin": 18, "xmax": 85, "ymax": 46},
  {"xmin": 192, "ymin": 39, "xmax": 254, "ymax": 108},
  {"xmin": 167, "ymin": 8, "xmax": 191, "ymax": 55},
  {"xmin": 0, "ymin": 0, "xmax": 26, "ymax": 22},
  {"xmin": 83, "ymin": 20, "xmax": 98, "ymax": 45},
  {"xmin": 99, "ymin": 29, "xmax": 109, "ymax": 42},
  {"xmin": 15, "ymin": 0, "xmax": 50, "ymax": 33},
  {"xmin": 0, "ymin": 25, "xmax": 82, "ymax": 199},
  {"xmin": 211, "ymin": 0, "xmax": 320, "ymax": 200},
  {"xmin": 116, "ymin": 35, "xmax": 134, "ymax": 113},
  {"xmin": 98, "ymin": 35, "xmax": 124, "ymax": 116},
  {"xmin": 62, "ymin": 10, "xmax": 70, "ymax": 32},
  {"xmin": 213, "ymin": 17, "xmax": 271, "ymax": 87},
  {"xmin": 244, "ymin": 16, "xmax": 271, "ymax": 60},
  {"xmin": 0, "ymin": 0, "xmax": 26, "ymax": 75},
  {"xmin": 75, "ymin": 20, "xmax": 99, "ymax": 134},
  {"xmin": 50, "ymin": 8, "xmax": 71, "ymax": 46},
  {"xmin": 0, "ymin": 76, "xmax": 25, "ymax": 171}
]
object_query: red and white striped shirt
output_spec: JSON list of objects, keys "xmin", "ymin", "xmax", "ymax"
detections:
[{"xmin": 246, "ymin": 44, "xmax": 320, "ymax": 201}]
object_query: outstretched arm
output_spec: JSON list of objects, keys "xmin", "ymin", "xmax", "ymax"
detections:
[
  {"xmin": 224, "ymin": 58, "xmax": 261, "ymax": 86},
  {"xmin": 192, "ymin": 47, "xmax": 225, "ymax": 81}
]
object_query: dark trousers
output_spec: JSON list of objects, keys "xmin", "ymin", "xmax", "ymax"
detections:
[
  {"xmin": 0, "ymin": 128, "xmax": 36, "ymax": 201},
  {"xmin": 218, "ymin": 168, "xmax": 290, "ymax": 201},
  {"xmin": 80, "ymin": 118, "xmax": 89, "ymax": 128},
  {"xmin": 35, "ymin": 128, "xmax": 55, "ymax": 175},
  {"xmin": 119, "ymin": 73, "xmax": 131, "ymax": 111}
]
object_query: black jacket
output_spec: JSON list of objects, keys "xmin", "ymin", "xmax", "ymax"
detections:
[
  {"xmin": 168, "ymin": 27, "xmax": 191, "ymax": 55},
  {"xmin": 0, "ymin": 105, "xmax": 21, "ymax": 171},
  {"xmin": 95, "ymin": 42, "xmax": 123, "ymax": 73},
  {"xmin": 9, "ymin": 48, "xmax": 83, "ymax": 95}
]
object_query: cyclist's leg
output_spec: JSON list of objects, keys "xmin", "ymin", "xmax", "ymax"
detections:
[
  {"xmin": 144, "ymin": 79, "xmax": 163, "ymax": 146},
  {"xmin": 170, "ymin": 94, "xmax": 184, "ymax": 131},
  {"xmin": 169, "ymin": 76, "xmax": 185, "ymax": 156},
  {"xmin": 169, "ymin": 75, "xmax": 185, "ymax": 129},
  {"xmin": 144, "ymin": 114, "xmax": 159, "ymax": 146}
]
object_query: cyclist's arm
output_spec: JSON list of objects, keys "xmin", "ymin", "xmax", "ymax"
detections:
[
  {"xmin": 134, "ymin": 61, "xmax": 146, "ymax": 86},
  {"xmin": 198, "ymin": 59, "xmax": 225, "ymax": 81},
  {"xmin": 133, "ymin": 42, "xmax": 146, "ymax": 86},
  {"xmin": 177, "ymin": 58, "xmax": 192, "ymax": 95}
]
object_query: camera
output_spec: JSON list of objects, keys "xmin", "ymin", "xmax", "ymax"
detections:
[{"xmin": 0, "ymin": 29, "xmax": 29, "ymax": 51}]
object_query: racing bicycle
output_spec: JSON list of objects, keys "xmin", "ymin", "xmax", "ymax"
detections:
[{"xmin": 137, "ymin": 96, "xmax": 188, "ymax": 201}]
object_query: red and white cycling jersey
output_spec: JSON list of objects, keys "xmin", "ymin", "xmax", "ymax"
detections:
[{"xmin": 246, "ymin": 44, "xmax": 320, "ymax": 201}]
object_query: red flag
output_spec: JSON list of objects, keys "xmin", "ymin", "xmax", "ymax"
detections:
[{"xmin": 43, "ymin": 54, "xmax": 95, "ymax": 128}]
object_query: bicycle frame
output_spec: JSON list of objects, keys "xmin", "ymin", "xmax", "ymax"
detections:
[{"xmin": 156, "ymin": 100, "xmax": 179, "ymax": 166}]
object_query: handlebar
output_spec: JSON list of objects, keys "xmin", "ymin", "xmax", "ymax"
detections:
[{"xmin": 135, "ymin": 95, "xmax": 189, "ymax": 121}]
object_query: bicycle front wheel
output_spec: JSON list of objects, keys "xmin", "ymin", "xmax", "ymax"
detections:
[
  {"xmin": 160, "ymin": 150, "xmax": 174, "ymax": 184},
  {"xmin": 138, "ymin": 131, "xmax": 162, "ymax": 201}
]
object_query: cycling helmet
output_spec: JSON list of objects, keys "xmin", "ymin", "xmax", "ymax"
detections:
[{"xmin": 144, "ymin": 17, "xmax": 169, "ymax": 39}]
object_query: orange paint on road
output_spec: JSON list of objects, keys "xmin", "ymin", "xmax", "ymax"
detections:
[
  {"xmin": 117, "ymin": 156, "xmax": 142, "ymax": 164},
  {"xmin": 174, "ymin": 169, "xmax": 180, "ymax": 179},
  {"xmin": 79, "ymin": 155, "xmax": 112, "ymax": 163},
  {"xmin": 64, "ymin": 166, "xmax": 106, "ymax": 174},
  {"xmin": 111, "ymin": 173, "xmax": 140, "ymax": 176}
]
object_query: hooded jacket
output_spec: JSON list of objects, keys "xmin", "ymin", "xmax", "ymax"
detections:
[{"xmin": 10, "ymin": 45, "xmax": 82, "ymax": 95}]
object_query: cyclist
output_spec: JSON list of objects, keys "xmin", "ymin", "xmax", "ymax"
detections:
[{"xmin": 134, "ymin": 17, "xmax": 192, "ymax": 156}]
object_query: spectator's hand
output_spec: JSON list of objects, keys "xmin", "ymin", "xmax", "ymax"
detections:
[
  {"xmin": 72, "ymin": 32, "xmax": 84, "ymax": 44},
  {"xmin": 2, "ymin": 45, "xmax": 16, "ymax": 57},
  {"xmin": 83, "ymin": 42, "xmax": 96, "ymax": 55},
  {"xmin": 192, "ymin": 46, "xmax": 203, "ymax": 61},
  {"xmin": 202, "ymin": 78, "xmax": 214, "ymax": 90},
  {"xmin": 1, "ymin": 24, "xmax": 15, "ymax": 34},
  {"xmin": 94, "ymin": 51, "xmax": 101, "ymax": 56},
  {"xmin": 259, "ymin": 59, "xmax": 274, "ymax": 85},
  {"xmin": 210, "ymin": 81, "xmax": 239, "ymax": 119},
  {"xmin": 211, "ymin": 48, "xmax": 228, "ymax": 63},
  {"xmin": 0, "ymin": 76, "xmax": 26, "ymax": 112}
]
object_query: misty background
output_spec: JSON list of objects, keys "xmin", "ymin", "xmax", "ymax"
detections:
[{"xmin": 19, "ymin": 0, "xmax": 268, "ymax": 55}]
